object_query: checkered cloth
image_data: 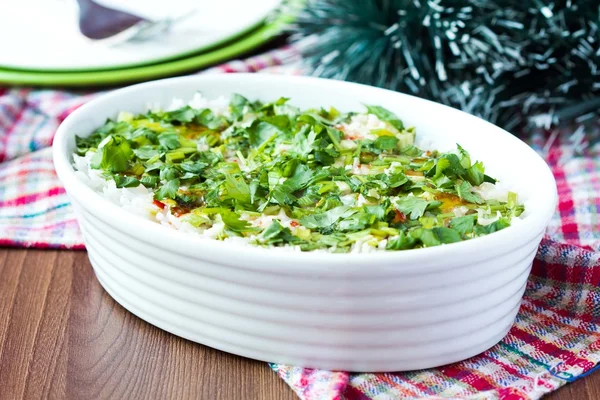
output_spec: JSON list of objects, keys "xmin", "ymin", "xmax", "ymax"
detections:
[{"xmin": 2, "ymin": 45, "xmax": 600, "ymax": 400}]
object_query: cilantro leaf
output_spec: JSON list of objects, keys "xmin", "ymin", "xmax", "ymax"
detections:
[
  {"xmin": 384, "ymin": 172, "xmax": 409, "ymax": 188},
  {"xmin": 299, "ymin": 206, "xmax": 350, "ymax": 230},
  {"xmin": 466, "ymin": 161, "xmax": 485, "ymax": 186},
  {"xmin": 183, "ymin": 212, "xmax": 211, "ymax": 227},
  {"xmin": 395, "ymin": 196, "xmax": 429, "ymax": 220},
  {"xmin": 154, "ymin": 179, "xmax": 180, "ymax": 200},
  {"xmin": 425, "ymin": 200, "xmax": 442, "ymax": 211},
  {"xmin": 292, "ymin": 126, "xmax": 316, "ymax": 157},
  {"xmin": 386, "ymin": 232, "xmax": 417, "ymax": 250},
  {"xmin": 261, "ymin": 220, "xmax": 301, "ymax": 245},
  {"xmin": 133, "ymin": 146, "xmax": 160, "ymax": 160},
  {"xmin": 374, "ymin": 136, "xmax": 399, "ymax": 151},
  {"xmin": 271, "ymin": 163, "xmax": 314, "ymax": 205},
  {"xmin": 433, "ymin": 153, "xmax": 467, "ymax": 179},
  {"xmin": 455, "ymin": 180, "xmax": 485, "ymax": 204},
  {"xmin": 163, "ymin": 106, "xmax": 195, "ymax": 123},
  {"xmin": 431, "ymin": 227, "xmax": 462, "ymax": 244},
  {"xmin": 449, "ymin": 215, "xmax": 476, "ymax": 235},
  {"xmin": 364, "ymin": 204, "xmax": 386, "ymax": 220},
  {"xmin": 113, "ymin": 175, "xmax": 140, "ymax": 188},
  {"xmin": 75, "ymin": 134, "xmax": 100, "ymax": 156},
  {"xmin": 160, "ymin": 165, "xmax": 180, "ymax": 181},
  {"xmin": 180, "ymin": 161, "xmax": 208, "ymax": 174},
  {"xmin": 365, "ymin": 105, "xmax": 404, "ymax": 131},
  {"xmin": 249, "ymin": 121, "xmax": 279, "ymax": 147},
  {"xmin": 456, "ymin": 144, "xmax": 471, "ymax": 168},
  {"xmin": 140, "ymin": 175, "xmax": 160, "ymax": 188},
  {"xmin": 90, "ymin": 135, "xmax": 134, "ymax": 173},
  {"xmin": 484, "ymin": 174, "xmax": 497, "ymax": 184},
  {"xmin": 263, "ymin": 115, "xmax": 291, "ymax": 130},
  {"xmin": 219, "ymin": 210, "xmax": 256, "ymax": 233},
  {"xmin": 409, "ymin": 227, "xmax": 461, "ymax": 247},
  {"xmin": 158, "ymin": 132, "xmax": 180, "ymax": 150},
  {"xmin": 230, "ymin": 93, "xmax": 250, "ymax": 120},
  {"xmin": 410, "ymin": 228, "xmax": 440, "ymax": 247},
  {"xmin": 282, "ymin": 159, "xmax": 299, "ymax": 178},
  {"xmin": 337, "ymin": 209, "xmax": 374, "ymax": 231},
  {"xmin": 222, "ymin": 175, "xmax": 252, "ymax": 205},
  {"xmin": 474, "ymin": 218, "xmax": 510, "ymax": 235},
  {"xmin": 262, "ymin": 219, "xmax": 287, "ymax": 240},
  {"xmin": 313, "ymin": 148, "xmax": 338, "ymax": 165},
  {"xmin": 195, "ymin": 109, "xmax": 228, "ymax": 130}
]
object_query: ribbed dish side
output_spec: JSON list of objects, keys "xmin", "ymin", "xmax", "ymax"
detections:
[
  {"xmin": 86, "ymin": 234, "xmax": 528, "ymax": 342},
  {"xmin": 90, "ymin": 256, "xmax": 522, "ymax": 371},
  {"xmin": 81, "ymin": 214, "xmax": 535, "ymax": 319},
  {"xmin": 79, "ymin": 206, "xmax": 535, "ymax": 371},
  {"xmin": 80, "ymin": 207, "xmax": 541, "ymax": 289}
]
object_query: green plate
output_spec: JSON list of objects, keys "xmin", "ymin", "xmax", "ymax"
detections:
[{"xmin": 0, "ymin": 13, "xmax": 290, "ymax": 87}]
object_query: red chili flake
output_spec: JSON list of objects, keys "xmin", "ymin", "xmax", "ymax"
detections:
[
  {"xmin": 153, "ymin": 200, "xmax": 166, "ymax": 210},
  {"xmin": 290, "ymin": 221, "xmax": 300, "ymax": 227},
  {"xmin": 393, "ymin": 210, "xmax": 407, "ymax": 223}
]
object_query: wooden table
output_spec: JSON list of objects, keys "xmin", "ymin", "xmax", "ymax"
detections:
[{"xmin": 0, "ymin": 249, "xmax": 598, "ymax": 399}]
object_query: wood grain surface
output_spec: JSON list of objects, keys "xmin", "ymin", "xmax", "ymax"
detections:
[{"xmin": 0, "ymin": 248, "xmax": 597, "ymax": 400}]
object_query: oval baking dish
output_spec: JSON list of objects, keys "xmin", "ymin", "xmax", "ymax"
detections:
[{"xmin": 53, "ymin": 74, "xmax": 557, "ymax": 372}]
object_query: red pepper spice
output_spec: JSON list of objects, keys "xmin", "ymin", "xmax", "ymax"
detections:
[{"xmin": 393, "ymin": 210, "xmax": 407, "ymax": 223}]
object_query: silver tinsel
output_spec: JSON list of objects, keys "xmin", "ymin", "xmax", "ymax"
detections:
[{"xmin": 290, "ymin": 0, "xmax": 600, "ymax": 138}]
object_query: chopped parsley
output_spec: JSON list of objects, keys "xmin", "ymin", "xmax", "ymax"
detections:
[{"xmin": 74, "ymin": 94, "xmax": 524, "ymax": 253}]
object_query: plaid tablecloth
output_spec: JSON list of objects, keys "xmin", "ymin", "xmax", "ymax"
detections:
[{"xmin": 1, "ymin": 45, "xmax": 600, "ymax": 399}]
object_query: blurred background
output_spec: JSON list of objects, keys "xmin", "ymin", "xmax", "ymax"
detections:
[
  {"xmin": 0, "ymin": 0, "xmax": 289, "ymax": 84},
  {"xmin": 0, "ymin": 1, "xmax": 597, "ymax": 186},
  {"xmin": 0, "ymin": 0, "xmax": 598, "ymax": 143}
]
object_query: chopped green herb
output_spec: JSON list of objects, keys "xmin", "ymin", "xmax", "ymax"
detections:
[
  {"xmin": 455, "ymin": 180, "xmax": 485, "ymax": 204},
  {"xmin": 365, "ymin": 105, "xmax": 404, "ymax": 131},
  {"xmin": 90, "ymin": 135, "xmax": 134, "ymax": 173},
  {"xmin": 74, "ymin": 95, "xmax": 523, "ymax": 252},
  {"xmin": 395, "ymin": 197, "xmax": 429, "ymax": 220},
  {"xmin": 450, "ymin": 215, "xmax": 476, "ymax": 235}
]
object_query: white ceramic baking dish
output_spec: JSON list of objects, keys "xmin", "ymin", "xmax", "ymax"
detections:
[{"xmin": 53, "ymin": 74, "xmax": 557, "ymax": 372}]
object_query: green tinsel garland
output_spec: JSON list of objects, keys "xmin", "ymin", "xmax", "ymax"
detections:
[{"xmin": 289, "ymin": 0, "xmax": 600, "ymax": 136}]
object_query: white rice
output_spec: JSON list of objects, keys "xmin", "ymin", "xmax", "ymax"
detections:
[
  {"xmin": 339, "ymin": 113, "xmax": 386, "ymax": 140},
  {"xmin": 74, "ymin": 94, "xmax": 524, "ymax": 253}
]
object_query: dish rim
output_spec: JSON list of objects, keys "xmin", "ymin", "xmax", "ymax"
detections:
[{"xmin": 53, "ymin": 73, "xmax": 558, "ymax": 271}]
